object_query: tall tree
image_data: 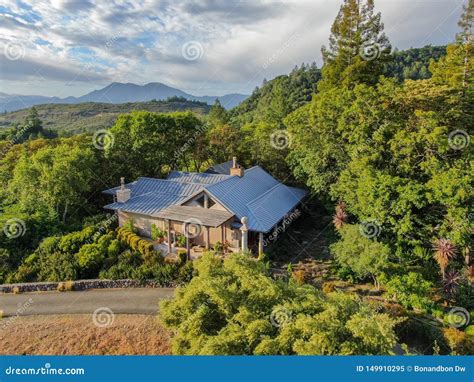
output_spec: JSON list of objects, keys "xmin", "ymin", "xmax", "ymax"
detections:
[{"xmin": 319, "ymin": 0, "xmax": 391, "ymax": 90}]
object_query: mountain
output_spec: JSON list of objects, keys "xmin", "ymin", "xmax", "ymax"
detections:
[
  {"xmin": 0, "ymin": 82, "xmax": 249, "ymax": 112},
  {"xmin": 0, "ymin": 99, "xmax": 211, "ymax": 134}
]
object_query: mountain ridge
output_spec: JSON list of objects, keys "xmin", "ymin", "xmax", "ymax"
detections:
[{"xmin": 0, "ymin": 82, "xmax": 249, "ymax": 112}]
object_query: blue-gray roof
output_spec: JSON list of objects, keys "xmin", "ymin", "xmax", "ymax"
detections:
[
  {"xmin": 205, "ymin": 160, "xmax": 234, "ymax": 175},
  {"xmin": 104, "ymin": 166, "xmax": 307, "ymax": 233},
  {"xmin": 167, "ymin": 171, "xmax": 232, "ymax": 185}
]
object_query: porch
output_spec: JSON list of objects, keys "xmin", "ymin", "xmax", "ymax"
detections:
[{"xmin": 153, "ymin": 205, "xmax": 237, "ymax": 259}]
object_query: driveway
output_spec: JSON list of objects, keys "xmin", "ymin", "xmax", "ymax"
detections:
[{"xmin": 0, "ymin": 288, "xmax": 175, "ymax": 317}]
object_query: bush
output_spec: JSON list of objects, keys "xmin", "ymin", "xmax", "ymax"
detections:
[
  {"xmin": 151, "ymin": 224, "xmax": 165, "ymax": 241},
  {"xmin": 443, "ymin": 327, "xmax": 470, "ymax": 355},
  {"xmin": 159, "ymin": 253, "xmax": 402, "ymax": 355},
  {"xmin": 38, "ymin": 251, "xmax": 77, "ymax": 282},
  {"xmin": 57, "ymin": 281, "xmax": 74, "ymax": 292},
  {"xmin": 107, "ymin": 239, "xmax": 121, "ymax": 257},
  {"xmin": 330, "ymin": 224, "xmax": 390, "ymax": 287},
  {"xmin": 177, "ymin": 249, "xmax": 188, "ymax": 265},
  {"xmin": 117, "ymin": 227, "xmax": 154, "ymax": 259},
  {"xmin": 176, "ymin": 233, "xmax": 186, "ymax": 248},
  {"xmin": 292, "ymin": 269, "xmax": 308, "ymax": 284},
  {"xmin": 58, "ymin": 227, "xmax": 95, "ymax": 254},
  {"xmin": 123, "ymin": 219, "xmax": 138, "ymax": 233},
  {"xmin": 464, "ymin": 325, "xmax": 474, "ymax": 337},
  {"xmin": 380, "ymin": 272, "xmax": 434, "ymax": 312},
  {"xmin": 76, "ymin": 243, "xmax": 106, "ymax": 277}
]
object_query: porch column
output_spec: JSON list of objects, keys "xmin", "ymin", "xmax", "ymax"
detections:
[
  {"xmin": 258, "ymin": 232, "xmax": 264, "ymax": 256},
  {"xmin": 221, "ymin": 224, "xmax": 224, "ymax": 244},
  {"xmin": 185, "ymin": 223, "xmax": 190, "ymax": 260},
  {"xmin": 167, "ymin": 219, "xmax": 172, "ymax": 254},
  {"xmin": 205, "ymin": 226, "xmax": 210, "ymax": 250},
  {"xmin": 240, "ymin": 217, "xmax": 248, "ymax": 252},
  {"xmin": 204, "ymin": 194, "xmax": 209, "ymax": 209}
]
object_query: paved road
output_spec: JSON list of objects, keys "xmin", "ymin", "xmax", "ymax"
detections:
[{"xmin": 0, "ymin": 288, "xmax": 175, "ymax": 317}]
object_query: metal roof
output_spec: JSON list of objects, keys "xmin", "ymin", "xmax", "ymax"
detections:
[
  {"xmin": 167, "ymin": 171, "xmax": 232, "ymax": 185},
  {"xmin": 104, "ymin": 192, "xmax": 187, "ymax": 216},
  {"xmin": 103, "ymin": 177, "xmax": 202, "ymax": 197},
  {"xmin": 103, "ymin": 166, "xmax": 307, "ymax": 233},
  {"xmin": 204, "ymin": 160, "xmax": 234, "ymax": 175},
  {"xmin": 155, "ymin": 205, "xmax": 234, "ymax": 227}
]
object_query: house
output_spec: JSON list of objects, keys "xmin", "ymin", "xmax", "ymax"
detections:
[{"xmin": 103, "ymin": 158, "xmax": 307, "ymax": 257}]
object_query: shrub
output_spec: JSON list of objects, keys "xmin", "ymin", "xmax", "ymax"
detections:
[
  {"xmin": 380, "ymin": 272, "xmax": 434, "ymax": 312},
  {"xmin": 213, "ymin": 241, "xmax": 223, "ymax": 252},
  {"xmin": 151, "ymin": 224, "xmax": 165, "ymax": 241},
  {"xmin": 177, "ymin": 261, "xmax": 194, "ymax": 284},
  {"xmin": 38, "ymin": 251, "xmax": 77, "ymax": 282},
  {"xmin": 330, "ymin": 224, "xmax": 390, "ymax": 287},
  {"xmin": 176, "ymin": 233, "xmax": 186, "ymax": 248},
  {"xmin": 123, "ymin": 219, "xmax": 138, "ymax": 233},
  {"xmin": 117, "ymin": 227, "xmax": 155, "ymax": 259},
  {"xmin": 58, "ymin": 226, "xmax": 95, "ymax": 254},
  {"xmin": 177, "ymin": 249, "xmax": 188, "ymax": 265},
  {"xmin": 322, "ymin": 281, "xmax": 338, "ymax": 293},
  {"xmin": 443, "ymin": 327, "xmax": 471, "ymax": 355},
  {"xmin": 107, "ymin": 239, "xmax": 121, "ymax": 257},
  {"xmin": 292, "ymin": 269, "xmax": 308, "ymax": 284},
  {"xmin": 159, "ymin": 253, "xmax": 402, "ymax": 355},
  {"xmin": 100, "ymin": 262, "xmax": 135, "ymax": 279},
  {"xmin": 464, "ymin": 325, "xmax": 474, "ymax": 337},
  {"xmin": 76, "ymin": 243, "xmax": 106, "ymax": 277},
  {"xmin": 57, "ymin": 281, "xmax": 74, "ymax": 292}
]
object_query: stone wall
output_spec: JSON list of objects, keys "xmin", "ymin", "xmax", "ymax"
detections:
[{"xmin": 0, "ymin": 279, "xmax": 175, "ymax": 293}]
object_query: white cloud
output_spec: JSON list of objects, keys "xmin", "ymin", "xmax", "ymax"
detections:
[{"xmin": 0, "ymin": 0, "xmax": 466, "ymax": 97}]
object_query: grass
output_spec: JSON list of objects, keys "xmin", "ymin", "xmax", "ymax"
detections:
[{"xmin": 0, "ymin": 314, "xmax": 171, "ymax": 355}]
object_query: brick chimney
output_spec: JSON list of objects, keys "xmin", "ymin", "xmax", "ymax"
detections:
[
  {"xmin": 230, "ymin": 156, "xmax": 244, "ymax": 177},
  {"xmin": 116, "ymin": 177, "xmax": 131, "ymax": 203}
]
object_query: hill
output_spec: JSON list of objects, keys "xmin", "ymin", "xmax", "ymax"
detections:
[
  {"xmin": 230, "ymin": 45, "xmax": 447, "ymax": 124},
  {"xmin": 0, "ymin": 99, "xmax": 211, "ymax": 134},
  {"xmin": 0, "ymin": 82, "xmax": 249, "ymax": 112}
]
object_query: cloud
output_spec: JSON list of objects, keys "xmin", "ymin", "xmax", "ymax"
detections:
[
  {"xmin": 0, "ymin": 54, "xmax": 110, "ymax": 82},
  {"xmin": 0, "ymin": 0, "xmax": 466, "ymax": 97}
]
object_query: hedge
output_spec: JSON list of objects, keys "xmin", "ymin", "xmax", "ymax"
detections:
[{"xmin": 117, "ymin": 227, "xmax": 155, "ymax": 258}]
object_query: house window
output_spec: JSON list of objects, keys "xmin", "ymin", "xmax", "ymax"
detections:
[{"xmin": 196, "ymin": 195, "xmax": 215, "ymax": 208}]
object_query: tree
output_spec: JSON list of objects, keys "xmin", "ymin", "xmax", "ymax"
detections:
[
  {"xmin": 319, "ymin": 0, "xmax": 391, "ymax": 90},
  {"xmin": 105, "ymin": 111, "xmax": 204, "ymax": 179},
  {"xmin": 7, "ymin": 141, "xmax": 97, "ymax": 223},
  {"xmin": 160, "ymin": 253, "xmax": 401, "ymax": 355},
  {"xmin": 330, "ymin": 224, "xmax": 390, "ymax": 288},
  {"xmin": 208, "ymin": 99, "xmax": 229, "ymax": 126},
  {"xmin": 24, "ymin": 107, "xmax": 43, "ymax": 136}
]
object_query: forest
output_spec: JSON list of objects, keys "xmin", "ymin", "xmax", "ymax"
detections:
[{"xmin": 0, "ymin": 0, "xmax": 472, "ymax": 356}]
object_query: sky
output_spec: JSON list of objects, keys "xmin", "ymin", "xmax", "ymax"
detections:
[{"xmin": 0, "ymin": 0, "xmax": 467, "ymax": 98}]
